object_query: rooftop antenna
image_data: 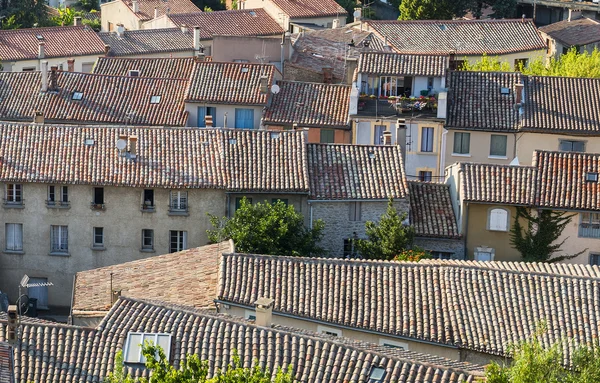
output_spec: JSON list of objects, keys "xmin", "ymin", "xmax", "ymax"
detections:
[{"xmin": 17, "ymin": 274, "xmax": 53, "ymax": 316}]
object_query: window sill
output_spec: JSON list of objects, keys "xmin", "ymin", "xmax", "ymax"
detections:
[
  {"xmin": 46, "ymin": 203, "xmax": 70, "ymax": 209},
  {"xmin": 488, "ymin": 155, "xmax": 508, "ymax": 160},
  {"xmin": 418, "ymin": 151, "xmax": 437, "ymax": 156},
  {"xmin": 3, "ymin": 203, "xmax": 24, "ymax": 209},
  {"xmin": 3, "ymin": 250, "xmax": 24, "ymax": 255},
  {"xmin": 91, "ymin": 246, "xmax": 106, "ymax": 251},
  {"xmin": 140, "ymin": 248, "xmax": 155, "ymax": 253},
  {"xmin": 168, "ymin": 210, "xmax": 189, "ymax": 217},
  {"xmin": 451, "ymin": 153, "xmax": 471, "ymax": 157},
  {"xmin": 487, "ymin": 229, "xmax": 508, "ymax": 232},
  {"xmin": 49, "ymin": 252, "xmax": 70, "ymax": 257}
]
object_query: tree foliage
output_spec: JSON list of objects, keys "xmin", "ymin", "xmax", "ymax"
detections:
[
  {"xmin": 398, "ymin": 0, "xmax": 515, "ymax": 20},
  {"xmin": 105, "ymin": 344, "xmax": 294, "ymax": 383},
  {"xmin": 354, "ymin": 199, "xmax": 415, "ymax": 260},
  {"xmin": 191, "ymin": 0, "xmax": 225, "ymax": 11},
  {"xmin": 509, "ymin": 207, "xmax": 585, "ymax": 263},
  {"xmin": 460, "ymin": 53, "xmax": 511, "ymax": 72},
  {"xmin": 207, "ymin": 198, "xmax": 325, "ymax": 257},
  {"xmin": 394, "ymin": 246, "xmax": 432, "ymax": 262},
  {"xmin": 0, "ymin": 0, "xmax": 51, "ymax": 29}
]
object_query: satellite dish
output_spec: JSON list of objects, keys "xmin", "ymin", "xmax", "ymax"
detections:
[
  {"xmin": 353, "ymin": 10, "xmax": 361, "ymax": 18},
  {"xmin": 116, "ymin": 139, "xmax": 127, "ymax": 150},
  {"xmin": 271, "ymin": 84, "xmax": 280, "ymax": 94}
]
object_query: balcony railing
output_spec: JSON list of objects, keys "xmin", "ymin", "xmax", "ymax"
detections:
[
  {"xmin": 46, "ymin": 200, "xmax": 70, "ymax": 208},
  {"xmin": 90, "ymin": 202, "xmax": 106, "ymax": 210}
]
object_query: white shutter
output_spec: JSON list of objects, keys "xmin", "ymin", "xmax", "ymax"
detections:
[{"xmin": 489, "ymin": 209, "xmax": 508, "ymax": 231}]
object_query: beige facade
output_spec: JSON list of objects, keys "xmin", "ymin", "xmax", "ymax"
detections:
[
  {"xmin": 540, "ymin": 30, "xmax": 600, "ymax": 59},
  {"xmin": 2, "ymin": 55, "xmax": 100, "ymax": 73},
  {"xmin": 516, "ymin": 132, "xmax": 600, "ymax": 164},
  {"xmin": 444, "ymin": 129, "xmax": 518, "ymax": 168},
  {"xmin": 101, "ymin": 1, "xmax": 143, "ymax": 31},
  {"xmin": 211, "ymin": 35, "xmax": 285, "ymax": 68},
  {"xmin": 457, "ymin": 50, "xmax": 546, "ymax": 70},
  {"xmin": 0, "ymin": 182, "xmax": 225, "ymax": 308}
]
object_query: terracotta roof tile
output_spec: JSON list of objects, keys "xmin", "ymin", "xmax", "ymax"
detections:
[
  {"xmin": 92, "ymin": 57, "xmax": 196, "ymax": 79},
  {"xmin": 263, "ymin": 81, "xmax": 351, "ymax": 128},
  {"xmin": 366, "ymin": 19, "xmax": 546, "ymax": 55},
  {"xmin": 307, "ymin": 144, "xmax": 408, "ymax": 200},
  {"xmin": 460, "ymin": 163, "xmax": 537, "ymax": 205},
  {"xmin": 0, "ymin": 26, "xmax": 105, "ymax": 61},
  {"xmin": 0, "ymin": 343, "xmax": 14, "ymax": 383},
  {"xmin": 219, "ymin": 253, "xmax": 600, "ymax": 358},
  {"xmin": 122, "ymin": 0, "xmax": 201, "ymax": 21},
  {"xmin": 0, "ymin": 71, "xmax": 188, "ymax": 126},
  {"xmin": 99, "ymin": 28, "xmax": 193, "ymax": 57},
  {"xmin": 168, "ymin": 9, "xmax": 284, "ymax": 38},
  {"xmin": 539, "ymin": 17, "xmax": 600, "ymax": 46},
  {"xmin": 358, "ymin": 52, "xmax": 447, "ymax": 77},
  {"xmin": 408, "ymin": 182, "xmax": 460, "ymax": 239},
  {"xmin": 1, "ymin": 297, "xmax": 484, "ymax": 383},
  {"xmin": 186, "ymin": 62, "xmax": 277, "ymax": 105},
  {"xmin": 269, "ymin": 0, "xmax": 347, "ymax": 18}
]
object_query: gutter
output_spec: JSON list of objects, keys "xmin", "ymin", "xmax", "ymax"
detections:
[{"xmin": 308, "ymin": 198, "xmax": 394, "ymax": 203}]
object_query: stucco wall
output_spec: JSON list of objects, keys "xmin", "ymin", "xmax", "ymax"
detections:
[
  {"xmin": 112, "ymin": 50, "xmax": 195, "ymax": 59},
  {"xmin": 461, "ymin": 50, "xmax": 547, "ymax": 70},
  {"xmin": 212, "ymin": 35, "xmax": 284, "ymax": 65},
  {"xmin": 101, "ymin": 1, "xmax": 142, "ymax": 31},
  {"xmin": 404, "ymin": 120, "xmax": 444, "ymax": 181},
  {"xmin": 549, "ymin": 209, "xmax": 600, "ymax": 265},
  {"xmin": 0, "ymin": 183, "xmax": 226, "ymax": 308},
  {"xmin": 445, "ymin": 130, "xmax": 517, "ymax": 167},
  {"xmin": 517, "ymin": 133, "xmax": 600, "ymax": 165},
  {"xmin": 310, "ymin": 199, "xmax": 409, "ymax": 257},
  {"xmin": 2, "ymin": 54, "xmax": 101, "ymax": 73},
  {"xmin": 185, "ymin": 103, "xmax": 264, "ymax": 128}
]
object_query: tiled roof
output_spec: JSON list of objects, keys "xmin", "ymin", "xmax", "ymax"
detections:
[
  {"xmin": 0, "ymin": 71, "xmax": 188, "ymax": 126},
  {"xmin": 72, "ymin": 241, "xmax": 232, "ymax": 315},
  {"xmin": 358, "ymin": 52, "xmax": 447, "ymax": 77},
  {"xmin": 218, "ymin": 252, "xmax": 600, "ymax": 358},
  {"xmin": 307, "ymin": 144, "xmax": 408, "ymax": 200},
  {"xmin": 366, "ymin": 19, "xmax": 546, "ymax": 55},
  {"xmin": 446, "ymin": 71, "xmax": 521, "ymax": 132},
  {"xmin": 168, "ymin": 9, "xmax": 284, "ymax": 38},
  {"xmin": 0, "ymin": 26, "xmax": 105, "ymax": 61},
  {"xmin": 521, "ymin": 75, "xmax": 600, "ymax": 134},
  {"xmin": 0, "ymin": 343, "xmax": 13, "ymax": 383},
  {"xmin": 92, "ymin": 57, "xmax": 196, "ymax": 79},
  {"xmin": 0, "ymin": 297, "xmax": 484, "ymax": 383},
  {"xmin": 534, "ymin": 151, "xmax": 600, "ymax": 211},
  {"xmin": 263, "ymin": 81, "xmax": 350, "ymax": 128},
  {"xmin": 186, "ymin": 62, "xmax": 276, "ymax": 105},
  {"xmin": 539, "ymin": 17, "xmax": 600, "ymax": 46},
  {"xmin": 0, "ymin": 124, "xmax": 308, "ymax": 192},
  {"xmin": 99, "ymin": 28, "xmax": 193, "ymax": 57},
  {"xmin": 408, "ymin": 182, "xmax": 460, "ymax": 239},
  {"xmin": 269, "ymin": 0, "xmax": 347, "ymax": 18},
  {"xmin": 122, "ymin": 0, "xmax": 200, "ymax": 21},
  {"xmin": 460, "ymin": 163, "xmax": 536, "ymax": 205}
]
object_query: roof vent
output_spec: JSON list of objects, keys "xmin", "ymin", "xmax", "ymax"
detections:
[
  {"xmin": 84, "ymin": 138, "xmax": 95, "ymax": 146},
  {"xmin": 128, "ymin": 69, "xmax": 140, "ymax": 77},
  {"xmin": 368, "ymin": 150, "xmax": 375, "ymax": 159},
  {"xmin": 500, "ymin": 87, "xmax": 510, "ymax": 95},
  {"xmin": 241, "ymin": 67, "xmax": 249, "ymax": 73},
  {"xmin": 249, "ymin": 10, "xmax": 256, "ymax": 16},
  {"xmin": 586, "ymin": 172, "xmax": 598, "ymax": 182},
  {"xmin": 229, "ymin": 138, "xmax": 237, "ymax": 145}
]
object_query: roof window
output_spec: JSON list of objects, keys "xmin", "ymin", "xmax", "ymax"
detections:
[
  {"xmin": 241, "ymin": 67, "xmax": 249, "ymax": 73},
  {"xmin": 586, "ymin": 172, "xmax": 598, "ymax": 182},
  {"xmin": 72, "ymin": 92, "xmax": 83, "ymax": 100},
  {"xmin": 438, "ymin": 24, "xmax": 447, "ymax": 31},
  {"xmin": 368, "ymin": 150, "xmax": 375, "ymax": 159},
  {"xmin": 150, "ymin": 95, "xmax": 161, "ymax": 104},
  {"xmin": 500, "ymin": 87, "xmax": 510, "ymax": 95},
  {"xmin": 249, "ymin": 11, "xmax": 256, "ymax": 16},
  {"xmin": 124, "ymin": 332, "xmax": 172, "ymax": 364},
  {"xmin": 368, "ymin": 366, "xmax": 386, "ymax": 382},
  {"xmin": 36, "ymin": 34, "xmax": 44, "ymax": 40},
  {"xmin": 128, "ymin": 69, "xmax": 140, "ymax": 77},
  {"xmin": 84, "ymin": 138, "xmax": 95, "ymax": 146},
  {"xmin": 229, "ymin": 138, "xmax": 237, "ymax": 145}
]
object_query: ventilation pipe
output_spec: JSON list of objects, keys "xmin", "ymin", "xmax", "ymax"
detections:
[{"xmin": 132, "ymin": 0, "xmax": 139, "ymax": 12}]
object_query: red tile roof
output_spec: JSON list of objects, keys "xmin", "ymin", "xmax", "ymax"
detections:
[
  {"xmin": 358, "ymin": 52, "xmax": 447, "ymax": 77},
  {"xmin": 460, "ymin": 163, "xmax": 536, "ymax": 205},
  {"xmin": 263, "ymin": 81, "xmax": 351, "ymax": 128},
  {"xmin": 366, "ymin": 19, "xmax": 546, "ymax": 55},
  {"xmin": 408, "ymin": 182, "xmax": 460, "ymax": 239},
  {"xmin": 93, "ymin": 57, "xmax": 196, "ymax": 79},
  {"xmin": 186, "ymin": 62, "xmax": 277, "ymax": 105},
  {"xmin": 269, "ymin": 0, "xmax": 347, "ymax": 18},
  {"xmin": 99, "ymin": 28, "xmax": 194, "ymax": 56},
  {"xmin": 0, "ymin": 26, "xmax": 105, "ymax": 61},
  {"xmin": 0, "ymin": 71, "xmax": 188, "ymax": 126},
  {"xmin": 168, "ymin": 9, "xmax": 284, "ymax": 38},
  {"xmin": 0, "ymin": 343, "xmax": 14, "ymax": 383},
  {"xmin": 307, "ymin": 144, "xmax": 408, "ymax": 200},
  {"xmin": 122, "ymin": 0, "xmax": 200, "ymax": 21}
]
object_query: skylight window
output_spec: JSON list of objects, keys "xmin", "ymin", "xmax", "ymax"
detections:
[
  {"xmin": 128, "ymin": 69, "xmax": 140, "ymax": 77},
  {"xmin": 124, "ymin": 333, "xmax": 172, "ymax": 364},
  {"xmin": 369, "ymin": 366, "xmax": 386, "ymax": 382},
  {"xmin": 438, "ymin": 24, "xmax": 447, "ymax": 31},
  {"xmin": 72, "ymin": 92, "xmax": 83, "ymax": 100},
  {"xmin": 241, "ymin": 67, "xmax": 249, "ymax": 73},
  {"xmin": 270, "ymin": 132, "xmax": 281, "ymax": 139},
  {"xmin": 36, "ymin": 34, "xmax": 44, "ymax": 40},
  {"xmin": 150, "ymin": 95, "xmax": 161, "ymax": 104},
  {"xmin": 586, "ymin": 172, "xmax": 598, "ymax": 182},
  {"xmin": 249, "ymin": 11, "xmax": 256, "ymax": 16},
  {"xmin": 84, "ymin": 138, "xmax": 95, "ymax": 146},
  {"xmin": 500, "ymin": 88, "xmax": 510, "ymax": 95}
]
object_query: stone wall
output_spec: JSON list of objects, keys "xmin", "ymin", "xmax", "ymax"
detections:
[{"xmin": 414, "ymin": 237, "xmax": 466, "ymax": 259}]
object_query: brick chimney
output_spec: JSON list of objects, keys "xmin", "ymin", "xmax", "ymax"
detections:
[
  {"xmin": 49, "ymin": 66, "xmax": 58, "ymax": 91},
  {"xmin": 7, "ymin": 305, "xmax": 17, "ymax": 343},
  {"xmin": 514, "ymin": 82, "xmax": 524, "ymax": 105},
  {"xmin": 254, "ymin": 297, "xmax": 274, "ymax": 327},
  {"xmin": 67, "ymin": 59, "xmax": 75, "ymax": 72},
  {"xmin": 322, "ymin": 67, "xmax": 333, "ymax": 84}
]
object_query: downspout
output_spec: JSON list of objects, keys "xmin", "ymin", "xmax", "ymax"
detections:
[
  {"xmin": 309, "ymin": 202, "xmax": 313, "ymax": 229},
  {"xmin": 68, "ymin": 275, "xmax": 77, "ymax": 325},
  {"xmin": 463, "ymin": 202, "xmax": 469, "ymax": 260},
  {"xmin": 439, "ymin": 128, "xmax": 448, "ymax": 179},
  {"xmin": 226, "ymin": 193, "xmax": 231, "ymax": 218}
]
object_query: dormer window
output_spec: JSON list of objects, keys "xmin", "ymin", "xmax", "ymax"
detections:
[
  {"xmin": 72, "ymin": 92, "xmax": 83, "ymax": 100},
  {"xmin": 128, "ymin": 70, "xmax": 140, "ymax": 77},
  {"xmin": 586, "ymin": 172, "xmax": 598, "ymax": 182},
  {"xmin": 150, "ymin": 95, "xmax": 161, "ymax": 104}
]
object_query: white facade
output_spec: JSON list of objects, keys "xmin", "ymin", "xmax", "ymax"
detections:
[
  {"xmin": 1, "ymin": 54, "xmax": 100, "ymax": 73},
  {"xmin": 101, "ymin": 0, "xmax": 143, "ymax": 31}
]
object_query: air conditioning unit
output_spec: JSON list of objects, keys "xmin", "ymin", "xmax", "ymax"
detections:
[{"xmin": 474, "ymin": 246, "xmax": 495, "ymax": 262}]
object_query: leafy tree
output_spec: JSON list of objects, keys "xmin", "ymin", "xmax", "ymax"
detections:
[
  {"xmin": 0, "ymin": 0, "xmax": 51, "ymax": 29},
  {"xmin": 191, "ymin": 0, "xmax": 225, "ymax": 11},
  {"xmin": 207, "ymin": 198, "xmax": 325, "ymax": 257},
  {"xmin": 399, "ymin": 0, "xmax": 456, "ymax": 20},
  {"xmin": 106, "ymin": 344, "xmax": 294, "ymax": 383},
  {"xmin": 53, "ymin": 6, "xmax": 75, "ymax": 27},
  {"xmin": 510, "ymin": 207, "xmax": 585, "ymax": 263},
  {"xmin": 460, "ymin": 53, "xmax": 511, "ymax": 72},
  {"xmin": 354, "ymin": 199, "xmax": 415, "ymax": 260},
  {"xmin": 523, "ymin": 48, "xmax": 600, "ymax": 78},
  {"xmin": 394, "ymin": 246, "xmax": 432, "ymax": 262},
  {"xmin": 75, "ymin": 0, "xmax": 100, "ymax": 12}
]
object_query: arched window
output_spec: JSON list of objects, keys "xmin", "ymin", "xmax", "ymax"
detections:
[{"xmin": 488, "ymin": 208, "xmax": 509, "ymax": 232}]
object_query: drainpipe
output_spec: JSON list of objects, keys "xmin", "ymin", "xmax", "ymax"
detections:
[
  {"xmin": 463, "ymin": 202, "xmax": 470, "ymax": 260},
  {"xmin": 309, "ymin": 202, "xmax": 313, "ymax": 229},
  {"xmin": 439, "ymin": 128, "xmax": 448, "ymax": 179}
]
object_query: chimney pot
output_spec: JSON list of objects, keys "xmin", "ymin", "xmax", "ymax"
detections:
[
  {"xmin": 353, "ymin": 7, "xmax": 362, "ymax": 22},
  {"xmin": 49, "ymin": 66, "xmax": 58, "ymax": 91},
  {"xmin": 67, "ymin": 59, "xmax": 75, "ymax": 72},
  {"xmin": 33, "ymin": 111, "xmax": 44, "ymax": 124},
  {"xmin": 132, "ymin": 0, "xmax": 139, "ymax": 13},
  {"xmin": 154, "ymin": 7, "xmax": 159, "ymax": 19},
  {"xmin": 104, "ymin": 45, "xmax": 111, "ymax": 56},
  {"xmin": 73, "ymin": 16, "xmax": 82, "ymax": 26},
  {"xmin": 254, "ymin": 297, "xmax": 274, "ymax": 327},
  {"xmin": 180, "ymin": 24, "xmax": 188, "ymax": 34},
  {"xmin": 38, "ymin": 41, "xmax": 45, "ymax": 59}
]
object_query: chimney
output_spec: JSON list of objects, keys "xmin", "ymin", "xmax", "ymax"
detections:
[
  {"xmin": 40, "ymin": 60, "xmax": 48, "ymax": 92},
  {"xmin": 73, "ymin": 16, "xmax": 82, "ymax": 26},
  {"xmin": 132, "ymin": 0, "xmax": 139, "ymax": 13},
  {"xmin": 383, "ymin": 130, "xmax": 392, "ymax": 145},
  {"xmin": 254, "ymin": 297, "xmax": 274, "ymax": 327},
  {"xmin": 259, "ymin": 76, "xmax": 268, "ymax": 94},
  {"xmin": 128, "ymin": 135, "xmax": 138, "ymax": 156},
  {"xmin": 223, "ymin": 112, "xmax": 228, "ymax": 128},
  {"xmin": 322, "ymin": 67, "xmax": 333, "ymax": 84},
  {"xmin": 116, "ymin": 24, "xmax": 125, "ymax": 37},
  {"xmin": 7, "ymin": 305, "xmax": 17, "ymax": 343},
  {"xmin": 104, "ymin": 45, "xmax": 111, "ymax": 56},
  {"xmin": 514, "ymin": 82, "xmax": 524, "ymax": 105},
  {"xmin": 349, "ymin": 84, "xmax": 358, "ymax": 115},
  {"xmin": 49, "ymin": 66, "xmax": 58, "ymax": 91},
  {"xmin": 205, "ymin": 115, "xmax": 214, "ymax": 127},
  {"xmin": 38, "ymin": 41, "xmax": 45, "ymax": 59},
  {"xmin": 33, "ymin": 111, "xmax": 44, "ymax": 124},
  {"xmin": 437, "ymin": 91, "xmax": 448, "ymax": 119},
  {"xmin": 67, "ymin": 59, "xmax": 75, "ymax": 72},
  {"xmin": 111, "ymin": 290, "xmax": 121, "ymax": 304},
  {"xmin": 180, "ymin": 23, "xmax": 188, "ymax": 34},
  {"xmin": 332, "ymin": 18, "xmax": 339, "ymax": 29},
  {"xmin": 448, "ymin": 50, "xmax": 456, "ymax": 70},
  {"xmin": 353, "ymin": 7, "xmax": 362, "ymax": 22},
  {"xmin": 154, "ymin": 7, "xmax": 159, "ymax": 19},
  {"xmin": 568, "ymin": 9, "xmax": 582, "ymax": 22},
  {"xmin": 193, "ymin": 27, "xmax": 201, "ymax": 51}
]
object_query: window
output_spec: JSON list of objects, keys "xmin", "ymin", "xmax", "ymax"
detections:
[
  {"xmin": 453, "ymin": 132, "xmax": 470, "ymax": 155},
  {"xmin": 320, "ymin": 129, "xmax": 335, "ymax": 144},
  {"xmin": 271, "ymin": 198, "xmax": 288, "ymax": 206},
  {"xmin": 349, "ymin": 202, "xmax": 361, "ymax": 221},
  {"xmin": 343, "ymin": 238, "xmax": 357, "ymax": 258},
  {"xmin": 48, "ymin": 185, "xmax": 68, "ymax": 206},
  {"xmin": 418, "ymin": 171, "xmax": 432, "ymax": 182},
  {"xmin": 22, "ymin": 67, "xmax": 36, "ymax": 72},
  {"xmin": 5, "ymin": 184, "xmax": 22, "ymax": 204},
  {"xmin": 514, "ymin": 58, "xmax": 528, "ymax": 69},
  {"xmin": 128, "ymin": 70, "xmax": 140, "ymax": 77},
  {"xmin": 579, "ymin": 213, "xmax": 600, "ymax": 238},
  {"xmin": 142, "ymin": 189, "xmax": 154, "ymax": 210},
  {"xmin": 369, "ymin": 366, "xmax": 386, "ymax": 382},
  {"xmin": 244, "ymin": 310, "xmax": 257, "ymax": 320},
  {"xmin": 590, "ymin": 253, "xmax": 600, "ymax": 266},
  {"xmin": 50, "ymin": 225, "xmax": 68, "ymax": 253},
  {"xmin": 197, "ymin": 107, "xmax": 216, "ymax": 127},
  {"xmin": 72, "ymin": 92, "xmax": 83, "ymax": 100},
  {"xmin": 81, "ymin": 62, "xmax": 94, "ymax": 73},
  {"xmin": 93, "ymin": 227, "xmax": 104, "ymax": 248},
  {"xmin": 559, "ymin": 140, "xmax": 585, "ymax": 152},
  {"xmin": 235, "ymin": 197, "xmax": 252, "ymax": 210},
  {"xmin": 92, "ymin": 187, "xmax": 104, "ymax": 209},
  {"xmin": 427, "ymin": 77, "xmax": 434, "ymax": 90},
  {"xmin": 169, "ymin": 191, "xmax": 188, "ymax": 211},
  {"xmin": 374, "ymin": 125, "xmax": 385, "ymax": 145},
  {"xmin": 430, "ymin": 251, "xmax": 454, "ymax": 260},
  {"xmin": 142, "ymin": 229, "xmax": 154, "ymax": 251},
  {"xmin": 124, "ymin": 333, "xmax": 171, "ymax": 364},
  {"xmin": 488, "ymin": 208, "xmax": 509, "ymax": 231},
  {"xmin": 379, "ymin": 338, "xmax": 408, "ymax": 350},
  {"xmin": 317, "ymin": 325, "xmax": 342, "ymax": 337},
  {"xmin": 169, "ymin": 230, "xmax": 187, "ymax": 253},
  {"xmin": 5, "ymin": 223, "xmax": 23, "ymax": 252},
  {"xmin": 490, "ymin": 134, "xmax": 507, "ymax": 157},
  {"xmin": 150, "ymin": 95, "xmax": 161, "ymax": 104},
  {"xmin": 235, "ymin": 108, "xmax": 254, "ymax": 129},
  {"xmin": 421, "ymin": 127, "xmax": 434, "ymax": 152},
  {"xmin": 586, "ymin": 172, "xmax": 599, "ymax": 182}
]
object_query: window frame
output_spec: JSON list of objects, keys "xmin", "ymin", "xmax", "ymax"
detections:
[
  {"xmin": 150, "ymin": 95, "xmax": 161, "ymax": 104},
  {"xmin": 590, "ymin": 253, "xmax": 600, "ymax": 266},
  {"xmin": 5, "ymin": 183, "xmax": 23, "ymax": 204},
  {"xmin": 72, "ymin": 91, "xmax": 83, "ymax": 101},
  {"xmin": 418, "ymin": 171, "xmax": 433, "ymax": 182},
  {"xmin": 487, "ymin": 207, "xmax": 510, "ymax": 232},
  {"xmin": 169, "ymin": 230, "xmax": 187, "ymax": 253},
  {"xmin": 50, "ymin": 225, "xmax": 69, "ymax": 254},
  {"xmin": 559, "ymin": 139, "xmax": 585, "ymax": 152},
  {"xmin": 141, "ymin": 229, "xmax": 154, "ymax": 251},
  {"xmin": 378, "ymin": 338, "xmax": 409, "ymax": 350},
  {"xmin": 317, "ymin": 325, "xmax": 342, "ymax": 337},
  {"xmin": 5, "ymin": 223, "xmax": 23, "ymax": 252},
  {"xmin": 489, "ymin": 134, "xmax": 508, "ymax": 158},
  {"xmin": 47, "ymin": 185, "xmax": 69, "ymax": 206},
  {"xmin": 320, "ymin": 129, "xmax": 335, "ymax": 144},
  {"xmin": 169, "ymin": 190, "xmax": 188, "ymax": 212},
  {"xmin": 579, "ymin": 212, "xmax": 600, "ymax": 238},
  {"xmin": 349, "ymin": 202, "xmax": 362, "ymax": 222},
  {"xmin": 142, "ymin": 189, "xmax": 155, "ymax": 211},
  {"xmin": 453, "ymin": 132, "xmax": 470, "ymax": 155},
  {"xmin": 93, "ymin": 227, "xmax": 104, "ymax": 248},
  {"xmin": 420, "ymin": 127, "xmax": 434, "ymax": 152},
  {"xmin": 123, "ymin": 332, "xmax": 172, "ymax": 364}
]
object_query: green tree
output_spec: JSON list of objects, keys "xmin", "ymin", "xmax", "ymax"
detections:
[
  {"xmin": 53, "ymin": 6, "xmax": 75, "ymax": 27},
  {"xmin": 191, "ymin": 0, "xmax": 225, "ymax": 11},
  {"xmin": 399, "ymin": 0, "xmax": 456, "ymax": 20},
  {"xmin": 106, "ymin": 344, "xmax": 294, "ymax": 383},
  {"xmin": 207, "ymin": 198, "xmax": 325, "ymax": 257},
  {"xmin": 523, "ymin": 48, "xmax": 600, "ymax": 78},
  {"xmin": 510, "ymin": 207, "xmax": 585, "ymax": 263},
  {"xmin": 0, "ymin": 0, "xmax": 50, "ymax": 29},
  {"xmin": 354, "ymin": 199, "xmax": 415, "ymax": 260},
  {"xmin": 75, "ymin": 0, "xmax": 100, "ymax": 12},
  {"xmin": 460, "ymin": 53, "xmax": 511, "ymax": 72}
]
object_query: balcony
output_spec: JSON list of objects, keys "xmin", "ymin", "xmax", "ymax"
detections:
[
  {"xmin": 356, "ymin": 96, "xmax": 439, "ymax": 119},
  {"xmin": 3, "ymin": 199, "xmax": 24, "ymax": 208},
  {"xmin": 90, "ymin": 202, "xmax": 106, "ymax": 211}
]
